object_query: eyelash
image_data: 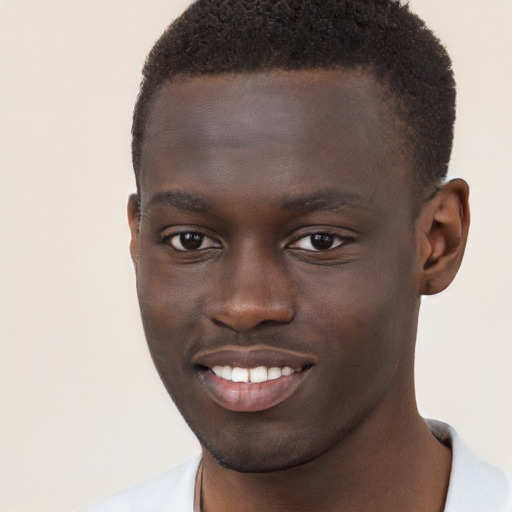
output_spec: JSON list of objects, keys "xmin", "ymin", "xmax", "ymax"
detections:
[
  {"xmin": 288, "ymin": 232, "xmax": 351, "ymax": 252},
  {"xmin": 161, "ymin": 230, "xmax": 221, "ymax": 252}
]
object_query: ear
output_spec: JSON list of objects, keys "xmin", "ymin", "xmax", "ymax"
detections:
[
  {"xmin": 416, "ymin": 179, "xmax": 470, "ymax": 295},
  {"xmin": 127, "ymin": 193, "xmax": 140, "ymax": 272}
]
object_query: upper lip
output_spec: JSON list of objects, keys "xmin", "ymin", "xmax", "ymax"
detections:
[{"xmin": 191, "ymin": 345, "xmax": 318, "ymax": 369}]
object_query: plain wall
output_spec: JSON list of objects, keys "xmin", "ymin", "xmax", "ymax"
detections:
[{"xmin": 1, "ymin": 1, "xmax": 510, "ymax": 511}]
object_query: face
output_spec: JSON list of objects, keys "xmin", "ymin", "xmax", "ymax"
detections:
[{"xmin": 131, "ymin": 69, "xmax": 423, "ymax": 473}]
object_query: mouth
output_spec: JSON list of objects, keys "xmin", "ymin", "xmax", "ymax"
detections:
[{"xmin": 192, "ymin": 346, "xmax": 316, "ymax": 413}]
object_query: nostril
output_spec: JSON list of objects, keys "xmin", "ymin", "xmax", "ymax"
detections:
[
  {"xmin": 210, "ymin": 317, "xmax": 228, "ymax": 328},
  {"xmin": 207, "ymin": 302, "xmax": 295, "ymax": 333}
]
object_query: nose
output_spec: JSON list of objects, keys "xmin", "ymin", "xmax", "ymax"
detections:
[{"xmin": 207, "ymin": 248, "xmax": 295, "ymax": 332}]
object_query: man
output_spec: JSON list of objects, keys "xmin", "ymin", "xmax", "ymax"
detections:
[{"xmin": 79, "ymin": 0, "xmax": 512, "ymax": 510}]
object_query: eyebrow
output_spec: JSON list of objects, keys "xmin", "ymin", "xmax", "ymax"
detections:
[
  {"xmin": 144, "ymin": 188, "xmax": 370, "ymax": 216},
  {"xmin": 146, "ymin": 190, "xmax": 212, "ymax": 213},
  {"xmin": 279, "ymin": 189, "xmax": 370, "ymax": 214}
]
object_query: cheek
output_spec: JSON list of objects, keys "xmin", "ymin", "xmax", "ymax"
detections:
[
  {"xmin": 294, "ymin": 249, "xmax": 418, "ymax": 372},
  {"xmin": 135, "ymin": 252, "xmax": 206, "ymax": 360}
]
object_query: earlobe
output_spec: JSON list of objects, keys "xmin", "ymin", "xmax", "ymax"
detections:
[
  {"xmin": 417, "ymin": 179, "xmax": 470, "ymax": 295},
  {"xmin": 127, "ymin": 193, "xmax": 140, "ymax": 271}
]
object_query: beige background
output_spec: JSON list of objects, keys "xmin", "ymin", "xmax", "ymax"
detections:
[{"xmin": 1, "ymin": 1, "xmax": 511, "ymax": 511}]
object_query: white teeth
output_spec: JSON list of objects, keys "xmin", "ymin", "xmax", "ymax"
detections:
[
  {"xmin": 231, "ymin": 367, "xmax": 249, "ymax": 383},
  {"xmin": 249, "ymin": 366, "xmax": 268, "ymax": 383},
  {"xmin": 212, "ymin": 365, "xmax": 232, "ymax": 380},
  {"xmin": 211, "ymin": 365, "xmax": 302, "ymax": 383},
  {"xmin": 267, "ymin": 367, "xmax": 282, "ymax": 380}
]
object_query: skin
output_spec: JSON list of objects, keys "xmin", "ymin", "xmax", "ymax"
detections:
[{"xmin": 128, "ymin": 69, "xmax": 470, "ymax": 512}]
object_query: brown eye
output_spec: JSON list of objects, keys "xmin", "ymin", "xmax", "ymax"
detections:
[
  {"xmin": 291, "ymin": 233, "xmax": 343, "ymax": 252},
  {"xmin": 169, "ymin": 232, "xmax": 219, "ymax": 251},
  {"xmin": 311, "ymin": 234, "xmax": 335, "ymax": 250}
]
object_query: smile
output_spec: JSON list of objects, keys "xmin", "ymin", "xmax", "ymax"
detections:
[
  {"xmin": 192, "ymin": 346, "xmax": 316, "ymax": 412},
  {"xmin": 210, "ymin": 365, "xmax": 303, "ymax": 383}
]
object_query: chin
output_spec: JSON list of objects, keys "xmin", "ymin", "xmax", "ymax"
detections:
[
  {"xmin": 196, "ymin": 426, "xmax": 331, "ymax": 474},
  {"xmin": 180, "ymin": 400, "xmax": 370, "ymax": 475},
  {"xmin": 205, "ymin": 443, "xmax": 315, "ymax": 474}
]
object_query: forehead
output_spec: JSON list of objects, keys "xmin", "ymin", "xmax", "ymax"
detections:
[
  {"xmin": 146, "ymin": 69, "xmax": 388, "ymax": 138},
  {"xmin": 139, "ymin": 69, "xmax": 413, "ymax": 209}
]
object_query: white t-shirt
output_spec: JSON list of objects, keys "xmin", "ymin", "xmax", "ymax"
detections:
[{"xmin": 77, "ymin": 420, "xmax": 512, "ymax": 512}]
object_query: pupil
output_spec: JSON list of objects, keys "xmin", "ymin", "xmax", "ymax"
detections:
[
  {"xmin": 311, "ymin": 233, "xmax": 333, "ymax": 250},
  {"xmin": 180, "ymin": 232, "xmax": 203, "ymax": 250}
]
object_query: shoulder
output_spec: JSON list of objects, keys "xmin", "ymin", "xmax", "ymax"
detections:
[
  {"xmin": 75, "ymin": 455, "xmax": 201, "ymax": 512},
  {"xmin": 426, "ymin": 419, "xmax": 512, "ymax": 512}
]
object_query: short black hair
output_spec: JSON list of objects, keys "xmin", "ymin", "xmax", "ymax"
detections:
[{"xmin": 132, "ymin": 0, "xmax": 455, "ymax": 196}]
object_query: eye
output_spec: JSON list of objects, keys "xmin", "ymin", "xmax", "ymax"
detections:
[
  {"xmin": 290, "ymin": 233, "xmax": 344, "ymax": 252},
  {"xmin": 168, "ymin": 231, "xmax": 220, "ymax": 251}
]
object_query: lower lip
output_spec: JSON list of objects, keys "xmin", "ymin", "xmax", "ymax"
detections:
[{"xmin": 199, "ymin": 369, "xmax": 311, "ymax": 412}]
